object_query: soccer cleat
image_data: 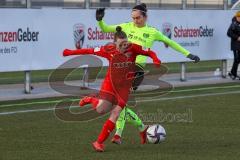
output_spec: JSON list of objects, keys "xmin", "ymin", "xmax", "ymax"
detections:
[
  {"xmin": 139, "ymin": 125, "xmax": 149, "ymax": 144},
  {"xmin": 228, "ymin": 72, "xmax": 236, "ymax": 80},
  {"xmin": 236, "ymin": 75, "xmax": 240, "ymax": 80},
  {"xmin": 92, "ymin": 141, "xmax": 105, "ymax": 152},
  {"xmin": 111, "ymin": 135, "xmax": 122, "ymax": 145},
  {"xmin": 79, "ymin": 96, "xmax": 92, "ymax": 107}
]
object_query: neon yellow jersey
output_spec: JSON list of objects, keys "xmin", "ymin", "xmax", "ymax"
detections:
[{"xmin": 98, "ymin": 20, "xmax": 190, "ymax": 66}]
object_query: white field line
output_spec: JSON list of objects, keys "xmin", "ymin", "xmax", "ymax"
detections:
[
  {"xmin": 0, "ymin": 84, "xmax": 240, "ymax": 108},
  {"xmin": 0, "ymin": 90, "xmax": 240, "ymax": 116}
]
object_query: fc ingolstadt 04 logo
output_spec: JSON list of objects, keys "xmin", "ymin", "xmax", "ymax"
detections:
[{"xmin": 73, "ymin": 23, "xmax": 85, "ymax": 49}]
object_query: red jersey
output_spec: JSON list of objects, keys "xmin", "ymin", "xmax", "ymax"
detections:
[{"xmin": 63, "ymin": 43, "xmax": 160, "ymax": 107}]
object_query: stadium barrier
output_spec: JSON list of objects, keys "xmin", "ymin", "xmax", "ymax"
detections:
[{"xmin": 0, "ymin": 9, "xmax": 236, "ymax": 93}]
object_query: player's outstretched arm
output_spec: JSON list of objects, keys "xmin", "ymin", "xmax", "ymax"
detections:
[
  {"xmin": 132, "ymin": 44, "xmax": 161, "ymax": 67},
  {"xmin": 148, "ymin": 50, "xmax": 161, "ymax": 67},
  {"xmin": 156, "ymin": 31, "xmax": 190, "ymax": 56},
  {"xmin": 98, "ymin": 20, "xmax": 118, "ymax": 33},
  {"xmin": 63, "ymin": 47, "xmax": 110, "ymax": 60},
  {"xmin": 96, "ymin": 8, "xmax": 119, "ymax": 33},
  {"xmin": 96, "ymin": 8, "xmax": 105, "ymax": 21},
  {"xmin": 187, "ymin": 53, "xmax": 200, "ymax": 63},
  {"xmin": 155, "ymin": 30, "xmax": 200, "ymax": 63},
  {"xmin": 63, "ymin": 48, "xmax": 94, "ymax": 57}
]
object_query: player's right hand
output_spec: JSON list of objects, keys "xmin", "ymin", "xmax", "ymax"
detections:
[
  {"xmin": 96, "ymin": 8, "xmax": 105, "ymax": 21},
  {"xmin": 63, "ymin": 49, "xmax": 72, "ymax": 57},
  {"xmin": 187, "ymin": 53, "xmax": 200, "ymax": 63}
]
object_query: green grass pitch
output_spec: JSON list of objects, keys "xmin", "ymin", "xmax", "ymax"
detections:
[{"xmin": 0, "ymin": 83, "xmax": 240, "ymax": 160}]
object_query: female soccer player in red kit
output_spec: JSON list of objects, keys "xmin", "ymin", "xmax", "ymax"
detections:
[{"xmin": 63, "ymin": 26, "xmax": 160, "ymax": 152}]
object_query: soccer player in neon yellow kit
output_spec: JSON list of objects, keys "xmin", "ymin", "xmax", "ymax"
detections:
[{"xmin": 96, "ymin": 3, "xmax": 200, "ymax": 144}]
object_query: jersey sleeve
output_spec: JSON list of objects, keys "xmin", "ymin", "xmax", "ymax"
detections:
[
  {"xmin": 154, "ymin": 29, "xmax": 190, "ymax": 57},
  {"xmin": 63, "ymin": 48, "xmax": 94, "ymax": 56},
  {"xmin": 93, "ymin": 46, "xmax": 111, "ymax": 60},
  {"xmin": 98, "ymin": 20, "xmax": 118, "ymax": 32},
  {"xmin": 98, "ymin": 20, "xmax": 128, "ymax": 33},
  {"xmin": 63, "ymin": 47, "xmax": 111, "ymax": 60},
  {"xmin": 131, "ymin": 44, "xmax": 161, "ymax": 65}
]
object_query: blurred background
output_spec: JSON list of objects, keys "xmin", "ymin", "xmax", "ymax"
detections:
[
  {"xmin": 0, "ymin": 0, "xmax": 238, "ymax": 9},
  {"xmin": 0, "ymin": 0, "xmax": 238, "ymax": 87}
]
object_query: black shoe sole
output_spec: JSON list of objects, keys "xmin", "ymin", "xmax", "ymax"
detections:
[{"xmin": 228, "ymin": 73, "xmax": 236, "ymax": 80}]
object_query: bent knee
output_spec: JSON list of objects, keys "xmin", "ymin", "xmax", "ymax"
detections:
[
  {"xmin": 96, "ymin": 107, "xmax": 107, "ymax": 114},
  {"xmin": 111, "ymin": 109, "xmax": 121, "ymax": 120}
]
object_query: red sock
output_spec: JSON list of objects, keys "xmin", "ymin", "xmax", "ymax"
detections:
[
  {"xmin": 113, "ymin": 134, "xmax": 121, "ymax": 139},
  {"xmin": 97, "ymin": 119, "xmax": 115, "ymax": 144}
]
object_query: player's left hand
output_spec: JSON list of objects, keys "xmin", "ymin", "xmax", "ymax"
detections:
[
  {"xmin": 96, "ymin": 8, "xmax": 105, "ymax": 21},
  {"xmin": 187, "ymin": 53, "xmax": 200, "ymax": 63},
  {"xmin": 154, "ymin": 59, "xmax": 161, "ymax": 68}
]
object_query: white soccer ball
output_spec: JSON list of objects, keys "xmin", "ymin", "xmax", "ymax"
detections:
[{"xmin": 146, "ymin": 124, "xmax": 166, "ymax": 144}]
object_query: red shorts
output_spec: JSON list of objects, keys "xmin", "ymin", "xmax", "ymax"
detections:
[{"xmin": 99, "ymin": 78, "xmax": 131, "ymax": 108}]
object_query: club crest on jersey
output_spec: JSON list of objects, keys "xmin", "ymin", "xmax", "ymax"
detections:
[
  {"xmin": 143, "ymin": 33, "xmax": 149, "ymax": 38},
  {"xmin": 128, "ymin": 34, "xmax": 133, "ymax": 39}
]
